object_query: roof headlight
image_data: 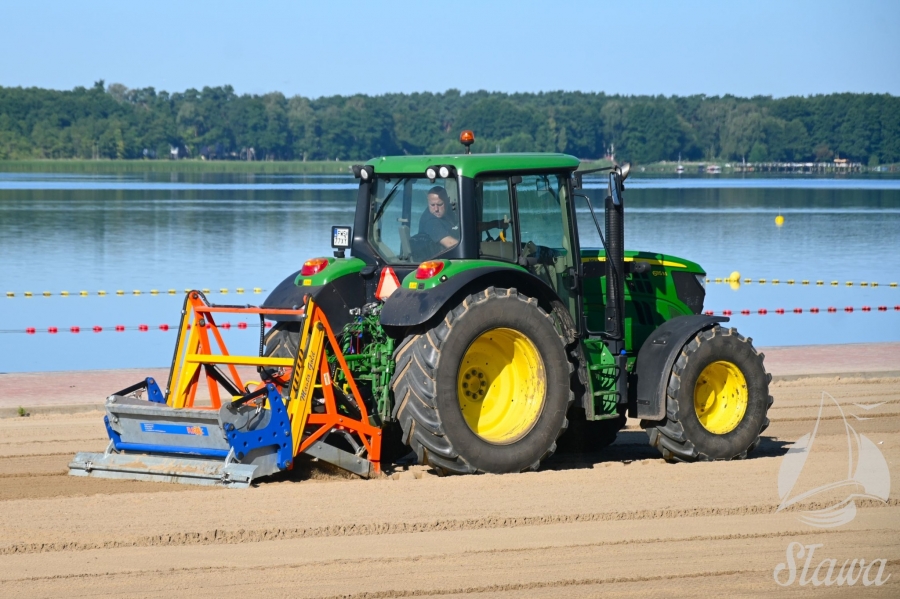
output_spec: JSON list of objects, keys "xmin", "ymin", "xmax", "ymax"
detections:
[
  {"xmin": 425, "ymin": 167, "xmax": 438, "ymax": 181},
  {"xmin": 696, "ymin": 274, "xmax": 707, "ymax": 289},
  {"xmin": 438, "ymin": 165, "xmax": 451, "ymax": 178}
]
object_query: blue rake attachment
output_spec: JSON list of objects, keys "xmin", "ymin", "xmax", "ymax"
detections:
[{"xmin": 69, "ymin": 382, "xmax": 294, "ymax": 489}]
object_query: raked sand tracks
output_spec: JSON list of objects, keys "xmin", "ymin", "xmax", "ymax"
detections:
[{"xmin": 0, "ymin": 375, "xmax": 897, "ymax": 597}]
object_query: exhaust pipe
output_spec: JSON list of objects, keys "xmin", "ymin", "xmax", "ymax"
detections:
[{"xmin": 605, "ymin": 169, "xmax": 626, "ymax": 342}]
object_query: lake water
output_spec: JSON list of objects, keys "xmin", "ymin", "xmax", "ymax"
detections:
[{"xmin": 1, "ymin": 172, "xmax": 899, "ymax": 373}]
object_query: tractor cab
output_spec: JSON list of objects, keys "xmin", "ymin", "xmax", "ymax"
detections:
[{"xmin": 349, "ymin": 134, "xmax": 583, "ymax": 326}]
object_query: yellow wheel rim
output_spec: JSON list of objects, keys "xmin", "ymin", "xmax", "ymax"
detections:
[
  {"xmin": 457, "ymin": 328, "xmax": 545, "ymax": 444},
  {"xmin": 693, "ymin": 360, "xmax": 748, "ymax": 434}
]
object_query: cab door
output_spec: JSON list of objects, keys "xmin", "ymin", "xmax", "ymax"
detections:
[{"xmin": 512, "ymin": 173, "xmax": 580, "ymax": 328}]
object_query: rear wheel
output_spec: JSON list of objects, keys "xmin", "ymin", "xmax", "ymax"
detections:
[
  {"xmin": 391, "ymin": 287, "xmax": 574, "ymax": 474},
  {"xmin": 642, "ymin": 325, "xmax": 772, "ymax": 462},
  {"xmin": 262, "ymin": 322, "xmax": 300, "ymax": 387}
]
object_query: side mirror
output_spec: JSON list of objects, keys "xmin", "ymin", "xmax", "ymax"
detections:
[
  {"xmin": 608, "ymin": 173, "xmax": 622, "ymax": 207},
  {"xmin": 620, "ymin": 163, "xmax": 631, "ymax": 181}
]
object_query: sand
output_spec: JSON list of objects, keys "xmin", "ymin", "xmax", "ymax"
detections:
[{"xmin": 0, "ymin": 376, "xmax": 897, "ymax": 597}]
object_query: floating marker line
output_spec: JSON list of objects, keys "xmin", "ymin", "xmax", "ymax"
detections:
[
  {"xmin": 2, "ymin": 321, "xmax": 275, "ymax": 334},
  {"xmin": 708, "ymin": 278, "xmax": 897, "ymax": 288},
  {"xmin": 703, "ymin": 305, "xmax": 899, "ymax": 316},
  {"xmin": 5, "ymin": 287, "xmax": 266, "ymax": 298}
]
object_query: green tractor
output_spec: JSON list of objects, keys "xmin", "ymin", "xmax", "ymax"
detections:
[
  {"xmin": 69, "ymin": 132, "xmax": 773, "ymax": 485},
  {"xmin": 259, "ymin": 132, "xmax": 773, "ymax": 475}
]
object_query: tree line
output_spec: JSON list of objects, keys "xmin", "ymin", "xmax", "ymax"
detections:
[{"xmin": 1, "ymin": 81, "xmax": 897, "ymax": 165}]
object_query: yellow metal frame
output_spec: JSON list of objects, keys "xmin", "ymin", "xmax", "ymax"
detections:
[
  {"xmin": 164, "ymin": 291, "xmax": 381, "ymax": 472},
  {"xmin": 166, "ymin": 291, "xmax": 304, "ymax": 409}
]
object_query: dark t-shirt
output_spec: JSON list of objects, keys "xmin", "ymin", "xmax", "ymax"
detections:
[{"xmin": 419, "ymin": 210, "xmax": 458, "ymax": 244}]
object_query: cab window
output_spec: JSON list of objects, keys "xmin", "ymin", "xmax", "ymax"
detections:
[
  {"xmin": 476, "ymin": 178, "xmax": 517, "ymax": 262},
  {"xmin": 367, "ymin": 177, "xmax": 460, "ymax": 264}
]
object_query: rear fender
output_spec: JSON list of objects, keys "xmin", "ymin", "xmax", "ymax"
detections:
[
  {"xmin": 380, "ymin": 267, "xmax": 561, "ymax": 329},
  {"xmin": 632, "ymin": 315, "xmax": 729, "ymax": 420},
  {"xmin": 261, "ymin": 271, "xmax": 366, "ymax": 332}
]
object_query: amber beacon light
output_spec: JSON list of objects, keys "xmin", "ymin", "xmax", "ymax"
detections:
[{"xmin": 459, "ymin": 130, "xmax": 475, "ymax": 153}]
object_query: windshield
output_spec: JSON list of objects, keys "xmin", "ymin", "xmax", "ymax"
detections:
[{"xmin": 367, "ymin": 176, "xmax": 460, "ymax": 264}]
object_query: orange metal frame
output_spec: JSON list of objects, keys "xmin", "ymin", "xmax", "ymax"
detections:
[
  {"xmin": 164, "ymin": 291, "xmax": 381, "ymax": 473},
  {"xmin": 296, "ymin": 301, "xmax": 382, "ymax": 471}
]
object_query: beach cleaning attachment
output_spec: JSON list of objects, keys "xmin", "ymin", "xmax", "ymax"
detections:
[{"xmin": 69, "ymin": 291, "xmax": 382, "ymax": 487}]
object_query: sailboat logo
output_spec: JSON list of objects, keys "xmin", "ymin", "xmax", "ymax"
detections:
[{"xmin": 777, "ymin": 392, "xmax": 890, "ymax": 528}]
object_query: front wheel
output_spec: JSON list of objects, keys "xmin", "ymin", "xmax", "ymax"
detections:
[
  {"xmin": 642, "ymin": 325, "xmax": 773, "ymax": 462},
  {"xmin": 391, "ymin": 287, "xmax": 574, "ymax": 474}
]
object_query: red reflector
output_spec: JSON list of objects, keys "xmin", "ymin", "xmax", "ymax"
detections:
[
  {"xmin": 265, "ymin": 321, "xmax": 273, "ymax": 328},
  {"xmin": 416, "ymin": 261, "xmax": 445, "ymax": 280},
  {"xmin": 300, "ymin": 257, "xmax": 330, "ymax": 276}
]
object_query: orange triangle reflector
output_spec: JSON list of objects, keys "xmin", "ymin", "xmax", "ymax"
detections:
[{"xmin": 375, "ymin": 267, "xmax": 401, "ymax": 301}]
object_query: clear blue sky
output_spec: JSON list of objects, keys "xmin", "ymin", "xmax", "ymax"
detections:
[{"xmin": 1, "ymin": 0, "xmax": 897, "ymax": 98}]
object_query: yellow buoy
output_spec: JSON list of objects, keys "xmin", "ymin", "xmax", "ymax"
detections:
[
  {"xmin": 775, "ymin": 214, "xmax": 785, "ymax": 227},
  {"xmin": 729, "ymin": 271, "xmax": 740, "ymax": 282}
]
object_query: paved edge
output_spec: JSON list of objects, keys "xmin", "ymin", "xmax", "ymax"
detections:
[{"xmin": 2, "ymin": 370, "xmax": 898, "ymax": 420}]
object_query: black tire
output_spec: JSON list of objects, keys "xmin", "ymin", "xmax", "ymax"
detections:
[
  {"xmin": 264, "ymin": 322, "xmax": 300, "ymax": 358},
  {"xmin": 262, "ymin": 322, "xmax": 301, "ymax": 386},
  {"xmin": 391, "ymin": 287, "xmax": 574, "ymax": 474},
  {"xmin": 642, "ymin": 325, "xmax": 773, "ymax": 462}
]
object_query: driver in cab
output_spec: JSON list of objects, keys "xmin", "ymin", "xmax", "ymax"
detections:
[
  {"xmin": 419, "ymin": 186, "xmax": 459, "ymax": 249},
  {"xmin": 419, "ymin": 185, "xmax": 511, "ymax": 252}
]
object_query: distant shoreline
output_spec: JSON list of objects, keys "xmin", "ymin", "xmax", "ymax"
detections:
[{"xmin": 0, "ymin": 158, "xmax": 898, "ymax": 177}]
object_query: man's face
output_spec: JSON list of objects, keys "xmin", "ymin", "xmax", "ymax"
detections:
[{"xmin": 428, "ymin": 193, "xmax": 446, "ymax": 218}]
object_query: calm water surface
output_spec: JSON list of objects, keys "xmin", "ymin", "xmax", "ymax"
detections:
[{"xmin": 1, "ymin": 173, "xmax": 898, "ymax": 373}]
